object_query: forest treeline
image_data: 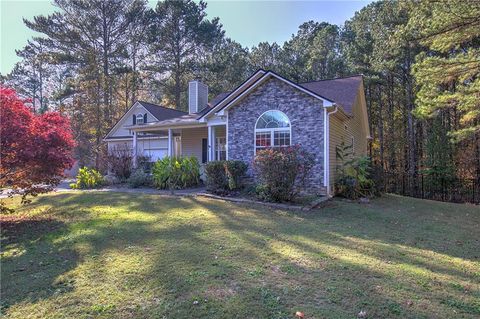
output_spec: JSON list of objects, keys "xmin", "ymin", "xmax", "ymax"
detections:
[{"xmin": 1, "ymin": 0, "xmax": 479, "ymax": 182}]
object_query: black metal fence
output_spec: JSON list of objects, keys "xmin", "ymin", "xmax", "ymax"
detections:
[{"xmin": 382, "ymin": 172, "xmax": 479, "ymax": 204}]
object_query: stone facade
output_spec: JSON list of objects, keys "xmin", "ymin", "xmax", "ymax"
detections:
[{"xmin": 227, "ymin": 78, "xmax": 326, "ymax": 193}]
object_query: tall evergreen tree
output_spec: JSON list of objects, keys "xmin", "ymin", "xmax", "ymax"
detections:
[
  {"xmin": 24, "ymin": 0, "xmax": 146, "ymax": 166},
  {"xmin": 406, "ymin": 0, "xmax": 480, "ymax": 142},
  {"xmin": 148, "ymin": 0, "xmax": 224, "ymax": 111},
  {"xmin": 249, "ymin": 42, "xmax": 282, "ymax": 73}
]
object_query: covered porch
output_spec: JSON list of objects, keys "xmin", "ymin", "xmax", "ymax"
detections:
[{"xmin": 130, "ymin": 123, "xmax": 227, "ymax": 168}]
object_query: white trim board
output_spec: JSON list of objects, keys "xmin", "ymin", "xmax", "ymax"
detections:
[
  {"xmin": 104, "ymin": 136, "xmax": 168, "ymax": 142},
  {"xmin": 104, "ymin": 101, "xmax": 159, "ymax": 139},
  {"xmin": 199, "ymin": 69, "xmax": 267, "ymax": 121},
  {"xmin": 216, "ymin": 71, "xmax": 334, "ymax": 117}
]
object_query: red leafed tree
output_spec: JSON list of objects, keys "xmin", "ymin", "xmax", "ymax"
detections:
[{"xmin": 0, "ymin": 86, "xmax": 75, "ymax": 210}]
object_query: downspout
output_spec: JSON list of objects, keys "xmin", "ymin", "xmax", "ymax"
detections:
[{"xmin": 324, "ymin": 105, "xmax": 339, "ymax": 197}]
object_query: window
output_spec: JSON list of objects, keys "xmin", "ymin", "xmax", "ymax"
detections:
[
  {"xmin": 216, "ymin": 137, "xmax": 226, "ymax": 161},
  {"xmin": 255, "ymin": 110, "xmax": 291, "ymax": 151},
  {"xmin": 136, "ymin": 113, "xmax": 144, "ymax": 125}
]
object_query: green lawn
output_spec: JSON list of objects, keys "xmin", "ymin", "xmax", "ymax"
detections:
[{"xmin": 1, "ymin": 192, "xmax": 479, "ymax": 319}]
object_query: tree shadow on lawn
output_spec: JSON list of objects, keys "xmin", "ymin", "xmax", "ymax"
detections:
[
  {"xmin": 2, "ymin": 192, "xmax": 479, "ymax": 318},
  {"xmin": 184, "ymin": 196, "xmax": 480, "ymax": 318},
  {"xmin": 0, "ymin": 214, "xmax": 79, "ymax": 313}
]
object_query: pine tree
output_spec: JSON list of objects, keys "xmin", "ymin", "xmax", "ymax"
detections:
[
  {"xmin": 147, "ymin": 0, "xmax": 224, "ymax": 111},
  {"xmin": 406, "ymin": 0, "xmax": 480, "ymax": 142}
]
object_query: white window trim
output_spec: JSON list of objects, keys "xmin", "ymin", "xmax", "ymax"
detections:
[
  {"xmin": 136, "ymin": 113, "xmax": 144, "ymax": 125},
  {"xmin": 216, "ymin": 136, "xmax": 227, "ymax": 160},
  {"xmin": 254, "ymin": 110, "xmax": 292, "ymax": 154}
]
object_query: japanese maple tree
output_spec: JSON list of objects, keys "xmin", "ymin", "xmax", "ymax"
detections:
[{"xmin": 0, "ymin": 86, "xmax": 74, "ymax": 211}]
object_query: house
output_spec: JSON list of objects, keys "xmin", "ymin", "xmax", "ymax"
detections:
[{"xmin": 104, "ymin": 69, "xmax": 370, "ymax": 195}]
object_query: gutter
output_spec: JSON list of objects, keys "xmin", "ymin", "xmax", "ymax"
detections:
[{"xmin": 324, "ymin": 104, "xmax": 339, "ymax": 197}]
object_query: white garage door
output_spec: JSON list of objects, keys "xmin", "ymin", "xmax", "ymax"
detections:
[{"xmin": 144, "ymin": 149, "xmax": 167, "ymax": 161}]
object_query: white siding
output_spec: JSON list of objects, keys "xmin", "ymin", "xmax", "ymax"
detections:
[{"xmin": 109, "ymin": 103, "xmax": 158, "ymax": 138}]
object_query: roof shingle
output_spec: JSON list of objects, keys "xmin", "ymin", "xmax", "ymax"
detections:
[
  {"xmin": 299, "ymin": 75, "xmax": 363, "ymax": 115},
  {"xmin": 137, "ymin": 101, "xmax": 187, "ymax": 120}
]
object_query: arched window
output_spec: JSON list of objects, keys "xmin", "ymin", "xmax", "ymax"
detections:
[
  {"xmin": 136, "ymin": 113, "xmax": 144, "ymax": 125},
  {"xmin": 255, "ymin": 110, "xmax": 291, "ymax": 151}
]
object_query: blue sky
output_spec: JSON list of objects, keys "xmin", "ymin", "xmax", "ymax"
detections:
[{"xmin": 0, "ymin": 0, "xmax": 372, "ymax": 74}]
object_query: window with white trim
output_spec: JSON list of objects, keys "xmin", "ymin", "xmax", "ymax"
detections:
[
  {"xmin": 255, "ymin": 110, "xmax": 291, "ymax": 151},
  {"xmin": 216, "ymin": 137, "xmax": 226, "ymax": 160},
  {"xmin": 136, "ymin": 113, "xmax": 144, "ymax": 125}
]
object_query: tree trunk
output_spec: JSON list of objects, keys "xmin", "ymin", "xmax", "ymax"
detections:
[
  {"xmin": 387, "ymin": 73, "xmax": 396, "ymax": 172},
  {"xmin": 405, "ymin": 49, "xmax": 417, "ymax": 195},
  {"xmin": 378, "ymin": 85, "xmax": 385, "ymax": 168}
]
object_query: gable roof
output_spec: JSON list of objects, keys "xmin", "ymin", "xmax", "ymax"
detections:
[
  {"xmin": 200, "ymin": 70, "xmax": 335, "ymax": 120},
  {"xmin": 198, "ymin": 69, "xmax": 268, "ymax": 120},
  {"xmin": 209, "ymin": 92, "xmax": 230, "ymax": 107},
  {"xmin": 104, "ymin": 101, "xmax": 187, "ymax": 140},
  {"xmin": 137, "ymin": 101, "xmax": 187, "ymax": 120},
  {"xmin": 300, "ymin": 75, "xmax": 363, "ymax": 115}
]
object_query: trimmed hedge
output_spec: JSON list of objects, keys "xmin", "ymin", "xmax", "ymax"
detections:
[{"xmin": 205, "ymin": 160, "xmax": 248, "ymax": 194}]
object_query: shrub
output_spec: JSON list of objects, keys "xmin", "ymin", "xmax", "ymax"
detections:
[
  {"xmin": 152, "ymin": 156, "xmax": 200, "ymax": 191},
  {"xmin": 253, "ymin": 146, "xmax": 315, "ymax": 202},
  {"xmin": 127, "ymin": 169, "xmax": 152, "ymax": 188},
  {"xmin": 205, "ymin": 160, "xmax": 248, "ymax": 194},
  {"xmin": 335, "ymin": 155, "xmax": 376, "ymax": 199},
  {"xmin": 205, "ymin": 161, "xmax": 228, "ymax": 193},
  {"xmin": 225, "ymin": 160, "xmax": 248, "ymax": 191},
  {"xmin": 105, "ymin": 145, "xmax": 151, "ymax": 181},
  {"xmin": 70, "ymin": 167, "xmax": 104, "ymax": 189},
  {"xmin": 106, "ymin": 145, "xmax": 132, "ymax": 181}
]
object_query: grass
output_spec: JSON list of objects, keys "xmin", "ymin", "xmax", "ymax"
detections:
[{"xmin": 1, "ymin": 192, "xmax": 479, "ymax": 319}]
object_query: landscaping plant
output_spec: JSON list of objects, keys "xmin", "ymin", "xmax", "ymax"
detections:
[
  {"xmin": 205, "ymin": 161, "xmax": 229, "ymax": 193},
  {"xmin": 152, "ymin": 156, "xmax": 200, "ymax": 191},
  {"xmin": 127, "ymin": 169, "xmax": 152, "ymax": 188},
  {"xmin": 335, "ymin": 142, "xmax": 376, "ymax": 199},
  {"xmin": 253, "ymin": 146, "xmax": 314, "ymax": 202},
  {"xmin": 225, "ymin": 160, "xmax": 248, "ymax": 191},
  {"xmin": 0, "ymin": 86, "xmax": 74, "ymax": 212},
  {"xmin": 105, "ymin": 145, "xmax": 133, "ymax": 180},
  {"xmin": 205, "ymin": 160, "xmax": 247, "ymax": 194},
  {"xmin": 70, "ymin": 167, "xmax": 104, "ymax": 189}
]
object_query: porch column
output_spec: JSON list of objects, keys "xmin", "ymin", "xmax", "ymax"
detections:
[
  {"xmin": 132, "ymin": 131, "xmax": 138, "ymax": 168},
  {"xmin": 167, "ymin": 128, "xmax": 172, "ymax": 157},
  {"xmin": 207, "ymin": 126, "xmax": 213, "ymax": 161}
]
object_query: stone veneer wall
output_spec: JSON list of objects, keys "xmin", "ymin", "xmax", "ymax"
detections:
[{"xmin": 227, "ymin": 77, "xmax": 326, "ymax": 193}]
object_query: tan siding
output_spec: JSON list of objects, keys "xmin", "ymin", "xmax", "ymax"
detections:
[
  {"xmin": 329, "ymin": 86, "xmax": 369, "ymax": 190},
  {"xmin": 181, "ymin": 127, "xmax": 208, "ymax": 160},
  {"xmin": 215, "ymin": 126, "xmax": 226, "ymax": 138},
  {"xmin": 329, "ymin": 115, "xmax": 345, "ymax": 190}
]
